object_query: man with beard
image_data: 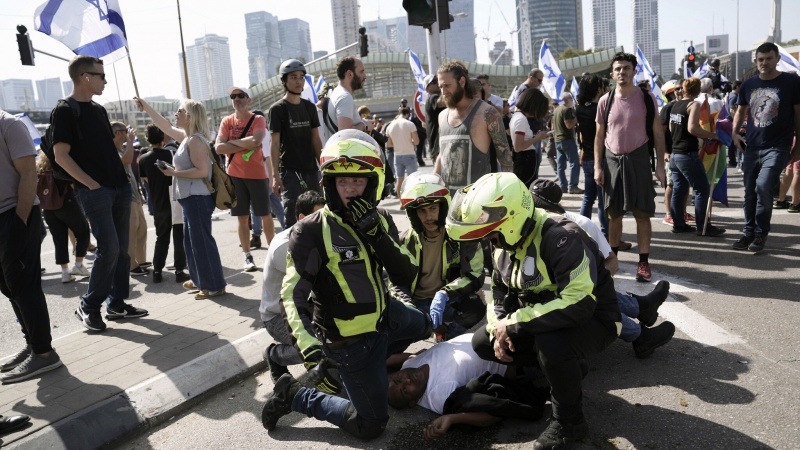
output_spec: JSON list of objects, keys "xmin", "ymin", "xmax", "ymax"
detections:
[
  {"xmin": 323, "ymin": 56, "xmax": 372, "ymax": 141},
  {"xmin": 433, "ymin": 62, "xmax": 513, "ymax": 193}
]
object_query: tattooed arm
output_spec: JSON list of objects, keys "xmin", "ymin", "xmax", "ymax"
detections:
[{"xmin": 485, "ymin": 104, "xmax": 513, "ymax": 172}]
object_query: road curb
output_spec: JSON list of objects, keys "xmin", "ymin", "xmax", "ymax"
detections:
[{"xmin": 6, "ymin": 329, "xmax": 269, "ymax": 450}]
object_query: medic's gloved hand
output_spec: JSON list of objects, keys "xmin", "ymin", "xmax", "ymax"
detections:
[
  {"xmin": 347, "ymin": 196, "xmax": 384, "ymax": 239},
  {"xmin": 304, "ymin": 349, "xmax": 342, "ymax": 394},
  {"xmin": 430, "ymin": 291, "xmax": 449, "ymax": 329}
]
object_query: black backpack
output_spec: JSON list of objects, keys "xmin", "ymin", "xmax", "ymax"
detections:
[
  {"xmin": 320, "ymin": 96, "xmax": 338, "ymax": 136},
  {"xmin": 40, "ymin": 97, "xmax": 83, "ymax": 182}
]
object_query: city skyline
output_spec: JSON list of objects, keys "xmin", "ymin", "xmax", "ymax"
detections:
[{"xmin": 0, "ymin": 1, "xmax": 797, "ymax": 106}]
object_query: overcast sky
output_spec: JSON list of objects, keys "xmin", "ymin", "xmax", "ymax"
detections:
[{"xmin": 0, "ymin": 0, "xmax": 794, "ymax": 106}]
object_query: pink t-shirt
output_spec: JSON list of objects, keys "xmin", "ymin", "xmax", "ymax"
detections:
[
  {"xmin": 596, "ymin": 88, "xmax": 658, "ymax": 155},
  {"xmin": 218, "ymin": 113, "xmax": 267, "ymax": 179}
]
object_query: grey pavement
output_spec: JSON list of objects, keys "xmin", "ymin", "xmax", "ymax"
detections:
[{"xmin": 2, "ymin": 160, "xmax": 799, "ymax": 449}]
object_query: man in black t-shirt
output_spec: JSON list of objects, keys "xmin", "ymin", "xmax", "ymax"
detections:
[
  {"xmin": 269, "ymin": 59, "xmax": 323, "ymax": 227},
  {"xmin": 51, "ymin": 55, "xmax": 148, "ymax": 332},
  {"xmin": 139, "ymin": 124, "xmax": 188, "ymax": 284}
]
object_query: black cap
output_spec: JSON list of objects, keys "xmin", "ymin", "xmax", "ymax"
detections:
[{"xmin": 529, "ymin": 179, "xmax": 565, "ymax": 214}]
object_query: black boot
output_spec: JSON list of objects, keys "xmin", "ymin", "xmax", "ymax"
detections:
[
  {"xmin": 533, "ymin": 416, "xmax": 588, "ymax": 450},
  {"xmin": 263, "ymin": 344, "xmax": 290, "ymax": 384},
  {"xmin": 633, "ymin": 321, "xmax": 675, "ymax": 359},
  {"xmin": 261, "ymin": 373, "xmax": 300, "ymax": 431},
  {"xmin": 635, "ymin": 280, "xmax": 670, "ymax": 327}
]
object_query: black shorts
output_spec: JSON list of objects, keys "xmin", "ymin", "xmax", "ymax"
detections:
[{"xmin": 230, "ymin": 176, "xmax": 271, "ymax": 217}]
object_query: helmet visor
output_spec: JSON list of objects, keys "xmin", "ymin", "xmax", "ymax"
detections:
[{"xmin": 447, "ymin": 189, "xmax": 508, "ymax": 239}]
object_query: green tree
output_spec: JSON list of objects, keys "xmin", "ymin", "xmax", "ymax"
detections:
[{"xmin": 558, "ymin": 48, "xmax": 597, "ymax": 59}]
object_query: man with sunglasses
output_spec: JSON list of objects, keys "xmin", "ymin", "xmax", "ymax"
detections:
[
  {"xmin": 215, "ymin": 86, "xmax": 272, "ymax": 272},
  {"xmin": 51, "ymin": 56, "xmax": 148, "ymax": 332},
  {"xmin": 509, "ymin": 68, "xmax": 544, "ymax": 109}
]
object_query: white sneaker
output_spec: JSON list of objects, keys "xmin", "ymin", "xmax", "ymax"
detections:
[
  {"xmin": 243, "ymin": 254, "xmax": 256, "ymax": 272},
  {"xmin": 61, "ymin": 272, "xmax": 76, "ymax": 283},
  {"xmin": 70, "ymin": 264, "xmax": 90, "ymax": 277}
]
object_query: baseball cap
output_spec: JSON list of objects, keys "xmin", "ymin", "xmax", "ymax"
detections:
[
  {"xmin": 228, "ymin": 86, "xmax": 251, "ymax": 98},
  {"xmin": 661, "ymin": 80, "xmax": 678, "ymax": 95},
  {"xmin": 423, "ymin": 74, "xmax": 437, "ymax": 88},
  {"xmin": 529, "ymin": 179, "xmax": 565, "ymax": 214}
]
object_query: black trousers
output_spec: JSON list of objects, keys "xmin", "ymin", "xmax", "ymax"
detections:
[
  {"xmin": 0, "ymin": 207, "xmax": 53, "ymax": 354},
  {"xmin": 42, "ymin": 192, "xmax": 90, "ymax": 265},
  {"xmin": 472, "ymin": 318, "xmax": 616, "ymax": 423},
  {"xmin": 152, "ymin": 210, "xmax": 186, "ymax": 272}
]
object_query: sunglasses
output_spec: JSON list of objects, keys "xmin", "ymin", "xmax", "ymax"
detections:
[
  {"xmin": 230, "ymin": 93, "xmax": 248, "ymax": 100},
  {"xmin": 84, "ymin": 71, "xmax": 106, "ymax": 80}
]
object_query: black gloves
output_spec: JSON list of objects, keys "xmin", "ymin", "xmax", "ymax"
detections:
[{"xmin": 346, "ymin": 196, "xmax": 384, "ymax": 239}]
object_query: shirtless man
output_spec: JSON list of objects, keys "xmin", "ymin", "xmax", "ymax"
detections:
[{"xmin": 433, "ymin": 62, "xmax": 512, "ymax": 192}]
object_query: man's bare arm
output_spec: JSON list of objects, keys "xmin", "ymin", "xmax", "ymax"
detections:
[
  {"xmin": 54, "ymin": 143, "xmax": 99, "ymax": 190},
  {"xmin": 12, "ymin": 155, "xmax": 37, "ymax": 224},
  {"xmin": 225, "ymin": 128, "xmax": 266, "ymax": 149},
  {"xmin": 485, "ymin": 106, "xmax": 513, "ymax": 172}
]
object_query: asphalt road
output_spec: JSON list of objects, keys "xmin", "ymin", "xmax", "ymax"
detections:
[{"xmin": 4, "ymin": 163, "xmax": 799, "ymax": 449}]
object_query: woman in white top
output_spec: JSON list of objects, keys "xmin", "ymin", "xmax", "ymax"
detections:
[
  {"xmin": 134, "ymin": 97, "xmax": 227, "ymax": 299},
  {"xmin": 509, "ymin": 88, "xmax": 551, "ymax": 186}
]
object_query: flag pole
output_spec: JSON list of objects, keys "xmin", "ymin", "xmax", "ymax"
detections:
[
  {"xmin": 111, "ymin": 64, "xmax": 125, "ymax": 120},
  {"xmin": 125, "ymin": 46, "xmax": 140, "ymax": 98},
  {"xmin": 703, "ymin": 146, "xmax": 721, "ymax": 236},
  {"xmin": 177, "ymin": 0, "xmax": 191, "ymax": 98}
]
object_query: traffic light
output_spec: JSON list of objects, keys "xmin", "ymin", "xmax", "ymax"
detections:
[
  {"xmin": 437, "ymin": 0, "xmax": 452, "ymax": 31},
  {"xmin": 16, "ymin": 25, "xmax": 34, "ymax": 66},
  {"xmin": 687, "ymin": 52, "xmax": 696, "ymax": 72},
  {"xmin": 403, "ymin": 0, "xmax": 436, "ymax": 28},
  {"xmin": 358, "ymin": 27, "xmax": 368, "ymax": 58}
]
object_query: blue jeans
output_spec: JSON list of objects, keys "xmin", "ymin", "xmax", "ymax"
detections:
[
  {"xmin": 741, "ymin": 147, "xmax": 790, "ymax": 236},
  {"xmin": 179, "ymin": 195, "xmax": 226, "ymax": 292},
  {"xmin": 670, "ymin": 152, "xmax": 710, "ymax": 228},
  {"xmin": 555, "ymin": 139, "xmax": 580, "ymax": 191},
  {"xmin": 580, "ymin": 160, "xmax": 608, "ymax": 237},
  {"xmin": 280, "ymin": 169, "xmax": 320, "ymax": 228},
  {"xmin": 616, "ymin": 291, "xmax": 641, "ymax": 342},
  {"xmin": 252, "ymin": 191, "xmax": 285, "ymax": 235},
  {"xmin": 291, "ymin": 298, "xmax": 428, "ymax": 438},
  {"xmin": 75, "ymin": 185, "xmax": 132, "ymax": 312}
]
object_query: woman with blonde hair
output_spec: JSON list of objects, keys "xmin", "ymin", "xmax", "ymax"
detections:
[
  {"xmin": 134, "ymin": 97, "xmax": 226, "ymax": 299},
  {"xmin": 36, "ymin": 151, "xmax": 91, "ymax": 283}
]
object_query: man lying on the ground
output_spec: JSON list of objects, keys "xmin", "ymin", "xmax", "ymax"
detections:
[{"xmin": 388, "ymin": 333, "xmax": 549, "ymax": 440}]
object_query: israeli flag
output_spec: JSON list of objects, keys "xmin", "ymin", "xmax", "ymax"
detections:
[
  {"xmin": 314, "ymin": 74, "xmax": 326, "ymax": 97},
  {"xmin": 776, "ymin": 43, "xmax": 800, "ymax": 73},
  {"xmin": 693, "ymin": 60, "xmax": 710, "ymax": 79},
  {"xmin": 684, "ymin": 63, "xmax": 693, "ymax": 79},
  {"xmin": 570, "ymin": 77, "xmax": 579, "ymax": 101},
  {"xmin": 14, "ymin": 113, "xmax": 42, "ymax": 147},
  {"xmin": 507, "ymin": 84, "xmax": 520, "ymax": 108},
  {"xmin": 301, "ymin": 74, "xmax": 318, "ymax": 104},
  {"xmin": 539, "ymin": 41, "xmax": 566, "ymax": 104},
  {"xmin": 408, "ymin": 50, "xmax": 427, "ymax": 96},
  {"xmin": 34, "ymin": 0, "xmax": 128, "ymax": 62},
  {"xmin": 634, "ymin": 45, "xmax": 666, "ymax": 108}
]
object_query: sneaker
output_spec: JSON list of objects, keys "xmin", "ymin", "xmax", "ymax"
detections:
[
  {"xmin": 87, "ymin": 243, "xmax": 97, "ymax": 252},
  {"xmin": 75, "ymin": 305, "xmax": 106, "ymax": 331},
  {"xmin": 684, "ymin": 212, "xmax": 696, "ymax": 223},
  {"xmin": 175, "ymin": 271, "xmax": 191, "ymax": 283},
  {"xmin": 671, "ymin": 224, "xmax": 696, "ymax": 234},
  {"xmin": 250, "ymin": 234, "xmax": 262, "ymax": 249},
  {"xmin": 261, "ymin": 373, "xmax": 300, "ymax": 430},
  {"xmin": 662, "ymin": 215, "xmax": 674, "ymax": 225},
  {"xmin": 106, "ymin": 304, "xmax": 149, "ymax": 320},
  {"xmin": 633, "ymin": 321, "xmax": 676, "ymax": 359},
  {"xmin": 264, "ymin": 344, "xmax": 290, "ymax": 384},
  {"xmin": 139, "ymin": 261, "xmax": 153, "ymax": 268},
  {"xmin": 635, "ymin": 280, "xmax": 670, "ymax": 327},
  {"xmin": 533, "ymin": 416, "xmax": 588, "ymax": 450},
  {"xmin": 732, "ymin": 234, "xmax": 755, "ymax": 250},
  {"xmin": 774, "ymin": 200, "xmax": 790, "ymax": 209},
  {"xmin": 748, "ymin": 234, "xmax": 767, "ymax": 252},
  {"xmin": 636, "ymin": 261, "xmax": 652, "ymax": 283},
  {"xmin": 1, "ymin": 346, "xmax": 31, "ymax": 372},
  {"xmin": 70, "ymin": 264, "xmax": 90, "ymax": 277},
  {"xmin": 567, "ymin": 187, "xmax": 584, "ymax": 194},
  {"xmin": 737, "ymin": 167, "xmax": 743, "ymax": 174},
  {"xmin": 183, "ymin": 280, "xmax": 198, "ymax": 290},
  {"xmin": 61, "ymin": 272, "xmax": 76, "ymax": 283},
  {"xmin": 244, "ymin": 253, "xmax": 257, "ymax": 272},
  {"xmin": 698, "ymin": 225, "xmax": 726, "ymax": 237},
  {"xmin": 195, "ymin": 288, "xmax": 226, "ymax": 300},
  {"xmin": 617, "ymin": 241, "xmax": 633, "ymax": 251},
  {"xmin": 130, "ymin": 267, "xmax": 149, "ymax": 277},
  {"xmin": 152, "ymin": 271, "xmax": 163, "ymax": 283},
  {"xmin": 788, "ymin": 203, "xmax": 800, "ymax": 213},
  {"xmin": 1, "ymin": 351, "xmax": 63, "ymax": 384}
]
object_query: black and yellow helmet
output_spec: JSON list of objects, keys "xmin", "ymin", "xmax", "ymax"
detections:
[
  {"xmin": 320, "ymin": 130, "xmax": 386, "ymax": 214},
  {"xmin": 400, "ymin": 171, "xmax": 450, "ymax": 233}
]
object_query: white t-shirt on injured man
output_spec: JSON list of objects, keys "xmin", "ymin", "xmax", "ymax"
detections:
[{"xmin": 401, "ymin": 333, "xmax": 506, "ymax": 414}]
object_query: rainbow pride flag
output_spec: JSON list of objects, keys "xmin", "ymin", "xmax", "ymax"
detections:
[{"xmin": 698, "ymin": 98, "xmax": 729, "ymax": 206}]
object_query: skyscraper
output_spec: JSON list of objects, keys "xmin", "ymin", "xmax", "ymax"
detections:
[
  {"xmin": 331, "ymin": 0, "xmax": 360, "ymax": 53},
  {"xmin": 279, "ymin": 18, "xmax": 313, "ymax": 62},
  {"xmin": 407, "ymin": 0, "xmax": 475, "ymax": 63},
  {"xmin": 592, "ymin": 0, "xmax": 616, "ymax": 49},
  {"xmin": 489, "ymin": 41, "xmax": 513, "ymax": 65},
  {"xmin": 518, "ymin": 0, "xmax": 583, "ymax": 63},
  {"xmin": 0, "ymin": 79, "xmax": 36, "ymax": 111},
  {"xmin": 659, "ymin": 49, "xmax": 676, "ymax": 76},
  {"xmin": 632, "ymin": 0, "xmax": 660, "ymax": 75},
  {"xmin": 364, "ymin": 16, "xmax": 408, "ymax": 53},
  {"xmin": 246, "ymin": 11, "xmax": 282, "ymax": 85},
  {"xmin": 179, "ymin": 34, "xmax": 234, "ymax": 101},
  {"xmin": 36, "ymin": 78, "xmax": 63, "ymax": 109}
]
